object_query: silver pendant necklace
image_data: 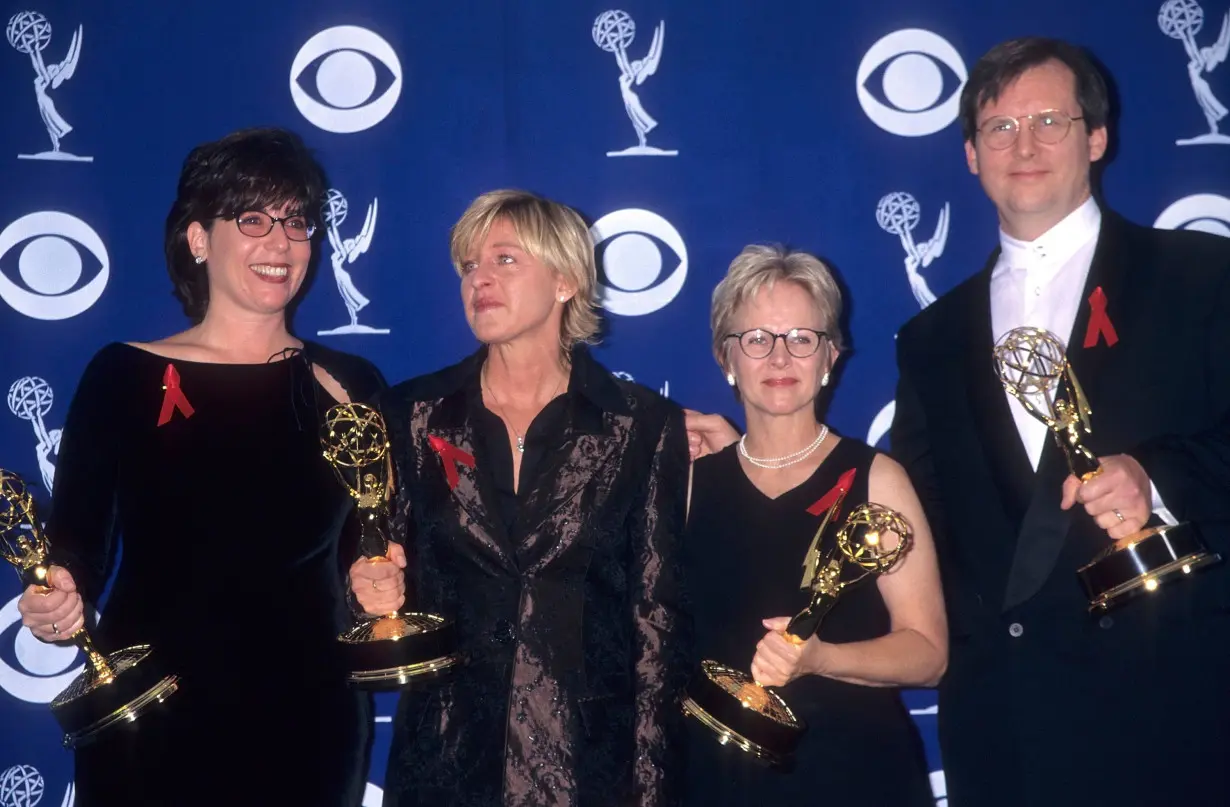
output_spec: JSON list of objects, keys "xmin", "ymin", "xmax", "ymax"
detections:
[{"xmin": 483, "ymin": 368, "xmax": 565, "ymax": 453}]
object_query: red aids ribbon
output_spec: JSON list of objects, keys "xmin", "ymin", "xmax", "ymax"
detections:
[
  {"xmin": 156, "ymin": 363, "xmax": 194, "ymax": 426},
  {"xmin": 807, "ymin": 468, "xmax": 858, "ymax": 517},
  {"xmin": 1083, "ymin": 286, "xmax": 1119, "ymax": 348},
  {"xmin": 427, "ymin": 435, "xmax": 476, "ymax": 490}
]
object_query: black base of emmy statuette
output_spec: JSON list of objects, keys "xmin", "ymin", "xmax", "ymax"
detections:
[
  {"xmin": 1078, "ymin": 522, "xmax": 1223, "ymax": 612},
  {"xmin": 340, "ymin": 612, "xmax": 460, "ymax": 690},
  {"xmin": 681, "ymin": 660, "xmax": 805, "ymax": 770},
  {"xmin": 341, "ymin": 531, "xmax": 461, "ymax": 690},
  {"xmin": 51, "ymin": 644, "xmax": 179, "ymax": 748},
  {"xmin": 680, "ymin": 597, "xmax": 834, "ymax": 769},
  {"xmin": 678, "ymin": 597, "xmax": 831, "ymax": 767}
]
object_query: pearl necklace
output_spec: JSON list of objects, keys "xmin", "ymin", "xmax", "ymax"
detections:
[{"xmin": 739, "ymin": 425, "xmax": 829, "ymax": 470}]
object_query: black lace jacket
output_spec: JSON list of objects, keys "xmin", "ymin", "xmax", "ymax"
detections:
[{"xmin": 378, "ymin": 345, "xmax": 691, "ymax": 807}]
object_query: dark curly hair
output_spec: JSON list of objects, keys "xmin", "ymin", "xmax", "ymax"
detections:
[
  {"xmin": 163, "ymin": 127, "xmax": 326, "ymax": 322},
  {"xmin": 959, "ymin": 37, "xmax": 1110, "ymax": 144}
]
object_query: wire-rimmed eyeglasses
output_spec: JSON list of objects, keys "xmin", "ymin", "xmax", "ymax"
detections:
[
  {"xmin": 725, "ymin": 328, "xmax": 828, "ymax": 359},
  {"xmin": 227, "ymin": 211, "xmax": 317, "ymax": 241},
  {"xmin": 976, "ymin": 109, "xmax": 1085, "ymax": 150}
]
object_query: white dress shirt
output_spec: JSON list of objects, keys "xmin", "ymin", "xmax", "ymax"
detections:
[{"xmin": 989, "ymin": 197, "xmax": 1175, "ymax": 523}]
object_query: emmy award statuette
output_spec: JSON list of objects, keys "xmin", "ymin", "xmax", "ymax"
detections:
[
  {"xmin": 993, "ymin": 327, "xmax": 1222, "ymax": 611},
  {"xmin": 321, "ymin": 403, "xmax": 459, "ymax": 688},
  {"xmin": 681, "ymin": 490, "xmax": 913, "ymax": 767},
  {"xmin": 0, "ymin": 469, "xmax": 178, "ymax": 747}
]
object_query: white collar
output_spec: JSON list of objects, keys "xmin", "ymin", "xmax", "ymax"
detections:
[{"xmin": 995, "ymin": 196, "xmax": 1102, "ymax": 277}]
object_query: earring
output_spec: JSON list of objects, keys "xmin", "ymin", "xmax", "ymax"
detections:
[
  {"xmin": 194, "ymin": 255, "xmax": 205, "ymax": 265},
  {"xmin": 558, "ymin": 296, "xmax": 568, "ymax": 303},
  {"xmin": 726, "ymin": 372, "xmax": 736, "ymax": 387},
  {"xmin": 821, "ymin": 371, "xmax": 830, "ymax": 387}
]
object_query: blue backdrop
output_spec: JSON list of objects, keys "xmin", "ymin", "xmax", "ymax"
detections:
[{"xmin": 1, "ymin": 0, "xmax": 1227, "ymax": 804}]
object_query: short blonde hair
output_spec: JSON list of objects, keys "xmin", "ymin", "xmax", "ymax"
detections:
[
  {"xmin": 710, "ymin": 244, "xmax": 845, "ymax": 370},
  {"xmin": 449, "ymin": 189, "xmax": 601, "ymax": 352}
]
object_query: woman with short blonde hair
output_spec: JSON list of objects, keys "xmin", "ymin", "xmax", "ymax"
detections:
[
  {"xmin": 681, "ymin": 244, "xmax": 944, "ymax": 806},
  {"xmin": 355, "ymin": 189, "xmax": 692, "ymax": 807},
  {"xmin": 709, "ymin": 244, "xmax": 846, "ymax": 367},
  {"xmin": 448, "ymin": 189, "xmax": 601, "ymax": 352}
]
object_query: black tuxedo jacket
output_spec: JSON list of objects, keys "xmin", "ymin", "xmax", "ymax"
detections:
[
  {"xmin": 891, "ymin": 209, "xmax": 1230, "ymax": 807},
  {"xmin": 376, "ymin": 346, "xmax": 691, "ymax": 807}
]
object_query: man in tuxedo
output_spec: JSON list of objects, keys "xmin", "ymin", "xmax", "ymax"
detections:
[{"xmin": 889, "ymin": 37, "xmax": 1230, "ymax": 805}]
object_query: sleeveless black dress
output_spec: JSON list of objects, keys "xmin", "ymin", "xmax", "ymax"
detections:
[
  {"xmin": 683, "ymin": 438, "xmax": 933, "ymax": 806},
  {"xmin": 46, "ymin": 342, "xmax": 384, "ymax": 807}
]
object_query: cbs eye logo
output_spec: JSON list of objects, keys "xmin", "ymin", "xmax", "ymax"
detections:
[
  {"xmin": 1154, "ymin": 194, "xmax": 1230, "ymax": 238},
  {"xmin": 589, "ymin": 209, "xmax": 687, "ymax": 316},
  {"xmin": 856, "ymin": 29, "xmax": 967, "ymax": 137},
  {"xmin": 0, "ymin": 211, "xmax": 109, "ymax": 321},
  {"xmin": 0, "ymin": 593, "xmax": 87, "ymax": 704},
  {"xmin": 290, "ymin": 25, "xmax": 403, "ymax": 134}
]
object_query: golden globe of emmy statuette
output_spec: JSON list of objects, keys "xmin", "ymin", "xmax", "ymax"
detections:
[
  {"xmin": 993, "ymin": 326, "xmax": 1221, "ymax": 611},
  {"xmin": 0, "ymin": 469, "xmax": 178, "ymax": 747},
  {"xmin": 681, "ymin": 489, "xmax": 913, "ymax": 768},
  {"xmin": 321, "ymin": 403, "xmax": 459, "ymax": 688}
]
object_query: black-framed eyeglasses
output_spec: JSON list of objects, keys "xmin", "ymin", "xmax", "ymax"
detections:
[
  {"xmin": 227, "ymin": 211, "xmax": 317, "ymax": 241},
  {"xmin": 976, "ymin": 109, "xmax": 1085, "ymax": 150},
  {"xmin": 725, "ymin": 328, "xmax": 828, "ymax": 359}
]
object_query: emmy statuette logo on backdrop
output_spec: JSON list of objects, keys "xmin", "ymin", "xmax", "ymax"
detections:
[
  {"xmin": 0, "ymin": 212, "xmax": 109, "ymax": 321},
  {"xmin": 291, "ymin": 26, "xmax": 402, "ymax": 134},
  {"xmin": 589, "ymin": 209, "xmax": 687, "ymax": 316},
  {"xmin": 592, "ymin": 10, "xmax": 677, "ymax": 157},
  {"xmin": 1159, "ymin": 0, "xmax": 1229, "ymax": 145},
  {"xmin": 856, "ymin": 29, "xmax": 967, "ymax": 137},
  {"xmin": 6, "ymin": 11, "xmax": 90, "ymax": 162},
  {"xmin": 1154, "ymin": 193, "xmax": 1230, "ymax": 236},
  {"xmin": 6, "ymin": 377, "xmax": 59, "ymax": 495},
  {"xmin": 0, "ymin": 764, "xmax": 42, "ymax": 807},
  {"xmin": 865, "ymin": 194, "xmax": 946, "ymax": 450},
  {"xmin": 0, "ymin": 763, "xmax": 73, "ymax": 807},
  {"xmin": 876, "ymin": 192, "xmax": 949, "ymax": 308},
  {"xmin": 316, "ymin": 189, "xmax": 387, "ymax": 336}
]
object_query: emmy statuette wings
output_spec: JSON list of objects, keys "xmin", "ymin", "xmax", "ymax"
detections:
[
  {"xmin": 0, "ymin": 469, "xmax": 179, "ymax": 747},
  {"xmin": 992, "ymin": 327, "xmax": 1222, "ymax": 611},
  {"xmin": 320, "ymin": 403, "xmax": 459, "ymax": 688},
  {"xmin": 680, "ymin": 483, "xmax": 913, "ymax": 768}
]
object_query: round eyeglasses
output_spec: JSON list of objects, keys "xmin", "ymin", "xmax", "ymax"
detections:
[
  {"xmin": 229, "ymin": 211, "xmax": 317, "ymax": 242},
  {"xmin": 725, "ymin": 328, "xmax": 827, "ymax": 359},
  {"xmin": 976, "ymin": 109, "xmax": 1084, "ymax": 150}
]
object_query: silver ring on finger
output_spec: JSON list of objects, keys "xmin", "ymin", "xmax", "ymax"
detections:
[
  {"xmin": 52, "ymin": 622, "xmax": 59, "ymax": 635},
  {"xmin": 1113, "ymin": 509, "xmax": 1125, "ymax": 523}
]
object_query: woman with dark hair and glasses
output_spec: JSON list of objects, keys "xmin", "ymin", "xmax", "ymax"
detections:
[
  {"xmin": 680, "ymin": 245, "xmax": 945, "ymax": 806},
  {"xmin": 16, "ymin": 127, "xmax": 385, "ymax": 807}
]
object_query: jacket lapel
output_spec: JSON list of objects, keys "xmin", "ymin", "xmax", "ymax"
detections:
[
  {"xmin": 515, "ymin": 415, "xmax": 624, "ymax": 572},
  {"xmin": 963, "ymin": 257, "xmax": 1036, "ymax": 525},
  {"xmin": 426, "ymin": 389, "xmax": 519, "ymax": 575},
  {"xmin": 1002, "ymin": 210, "xmax": 1127, "ymax": 610}
]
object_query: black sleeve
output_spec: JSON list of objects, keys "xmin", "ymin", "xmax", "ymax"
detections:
[
  {"xmin": 304, "ymin": 341, "xmax": 389, "ymax": 404},
  {"xmin": 45, "ymin": 346, "xmax": 124, "ymax": 609},
  {"xmin": 1131, "ymin": 259, "xmax": 1230, "ymax": 541},
  {"xmin": 889, "ymin": 334, "xmax": 950, "ymax": 547},
  {"xmin": 627, "ymin": 404, "xmax": 691, "ymax": 807}
]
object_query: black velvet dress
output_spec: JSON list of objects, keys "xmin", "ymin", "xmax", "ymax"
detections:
[
  {"xmin": 683, "ymin": 439, "xmax": 934, "ymax": 807},
  {"xmin": 46, "ymin": 342, "xmax": 385, "ymax": 807}
]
